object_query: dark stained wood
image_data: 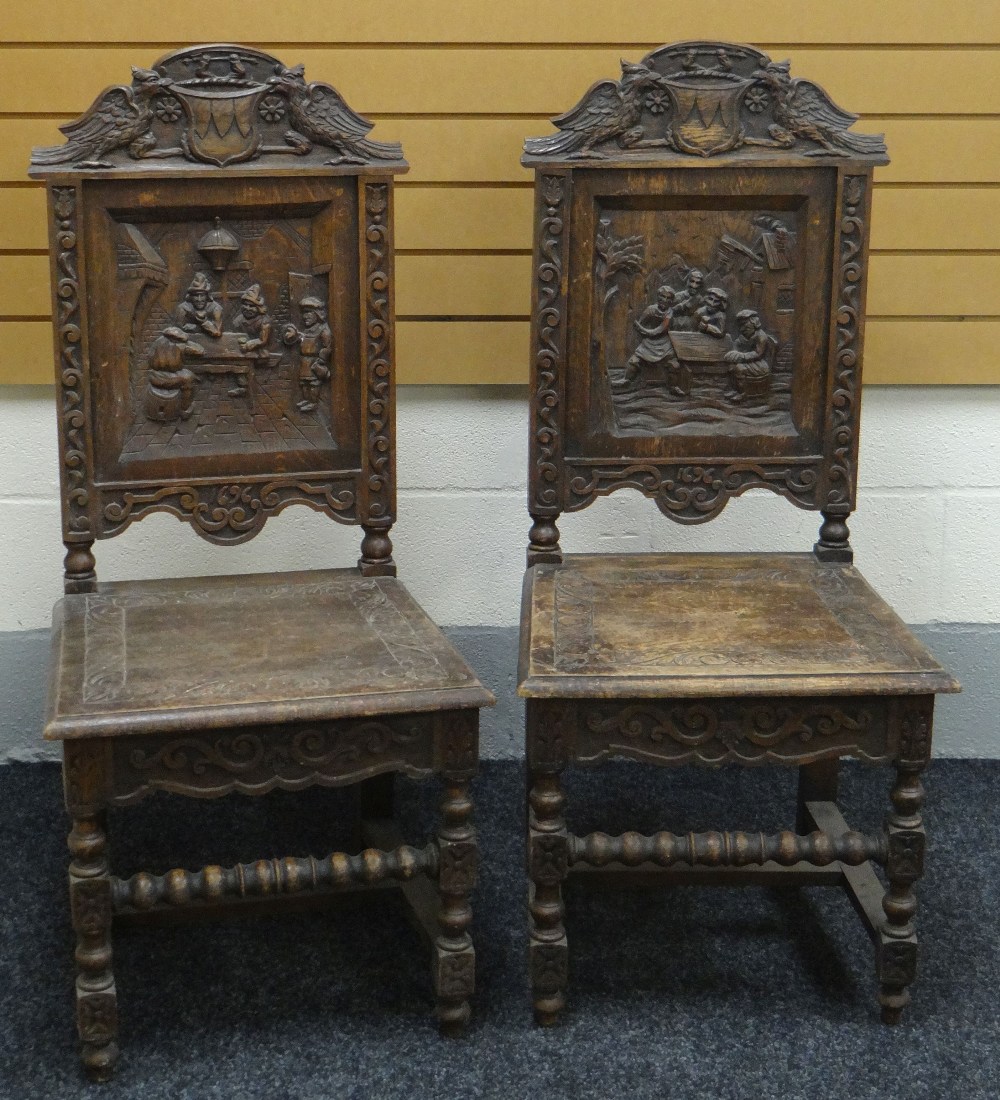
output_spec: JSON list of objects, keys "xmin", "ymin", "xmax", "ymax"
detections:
[
  {"xmin": 520, "ymin": 40, "xmax": 957, "ymax": 1027},
  {"xmin": 32, "ymin": 45, "xmax": 491, "ymax": 1080}
]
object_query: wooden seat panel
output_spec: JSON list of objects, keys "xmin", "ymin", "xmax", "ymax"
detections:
[
  {"xmin": 520, "ymin": 554, "xmax": 957, "ymax": 698},
  {"xmin": 47, "ymin": 569, "xmax": 491, "ymax": 737}
]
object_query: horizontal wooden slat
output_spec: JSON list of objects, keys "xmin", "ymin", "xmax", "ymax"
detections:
[
  {"xmin": 5, "ymin": 252, "xmax": 1000, "ymax": 319},
  {"xmin": 3, "ymin": 2, "xmax": 999, "ymax": 44},
  {"xmin": 4, "ymin": 47, "xmax": 1000, "ymax": 116},
  {"xmin": 4, "ymin": 318, "xmax": 999, "ymax": 387},
  {"xmin": 7, "ymin": 184, "xmax": 1000, "ymax": 254},
  {"xmin": 10, "ymin": 118, "xmax": 1000, "ymax": 186}
]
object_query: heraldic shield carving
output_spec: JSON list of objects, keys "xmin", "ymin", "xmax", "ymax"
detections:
[{"xmin": 30, "ymin": 44, "xmax": 405, "ymax": 170}]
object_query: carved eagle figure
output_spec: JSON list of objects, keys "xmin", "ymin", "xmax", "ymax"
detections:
[
  {"xmin": 266, "ymin": 65, "xmax": 403, "ymax": 165},
  {"xmin": 524, "ymin": 60, "xmax": 671, "ymax": 158},
  {"xmin": 32, "ymin": 68, "xmax": 170, "ymax": 169},
  {"xmin": 751, "ymin": 61, "xmax": 887, "ymax": 157}
]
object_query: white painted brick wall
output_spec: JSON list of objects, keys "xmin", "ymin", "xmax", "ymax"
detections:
[{"xmin": 1, "ymin": 385, "xmax": 998, "ymax": 631}]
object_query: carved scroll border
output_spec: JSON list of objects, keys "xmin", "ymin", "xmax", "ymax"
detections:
[
  {"xmin": 97, "ymin": 475, "xmax": 359, "ymax": 546},
  {"xmin": 51, "ymin": 186, "xmax": 95, "ymax": 541},
  {"xmin": 573, "ymin": 696, "xmax": 893, "ymax": 767},
  {"xmin": 106, "ymin": 715, "xmax": 436, "ymax": 804},
  {"xmin": 362, "ymin": 180, "xmax": 395, "ymax": 527},
  {"xmin": 564, "ymin": 458, "xmax": 821, "ymax": 523},
  {"xmin": 822, "ymin": 173, "xmax": 869, "ymax": 515},
  {"xmin": 529, "ymin": 173, "xmax": 570, "ymax": 516}
]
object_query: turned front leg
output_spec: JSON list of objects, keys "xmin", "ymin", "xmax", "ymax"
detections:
[
  {"xmin": 68, "ymin": 812, "xmax": 118, "ymax": 1080},
  {"xmin": 878, "ymin": 760, "xmax": 926, "ymax": 1024},
  {"xmin": 528, "ymin": 770, "xmax": 569, "ymax": 1026},
  {"xmin": 434, "ymin": 779, "xmax": 477, "ymax": 1035}
]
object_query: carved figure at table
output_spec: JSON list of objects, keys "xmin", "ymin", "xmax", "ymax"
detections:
[
  {"xmin": 724, "ymin": 310, "xmax": 778, "ymax": 402},
  {"xmin": 747, "ymin": 60, "xmax": 890, "ymax": 157},
  {"xmin": 621, "ymin": 286, "xmax": 689, "ymax": 397},
  {"xmin": 266, "ymin": 64, "xmax": 405, "ymax": 165},
  {"xmin": 31, "ymin": 68, "xmax": 170, "ymax": 169},
  {"xmin": 229, "ymin": 284, "xmax": 273, "ymax": 397},
  {"xmin": 669, "ymin": 269, "xmax": 705, "ymax": 331},
  {"xmin": 284, "ymin": 296, "xmax": 332, "ymax": 412},
  {"xmin": 174, "ymin": 272, "xmax": 223, "ymax": 338},
  {"xmin": 694, "ymin": 287, "xmax": 728, "ymax": 337},
  {"xmin": 144, "ymin": 326, "xmax": 203, "ymax": 422},
  {"xmin": 522, "ymin": 60, "xmax": 671, "ymax": 159}
]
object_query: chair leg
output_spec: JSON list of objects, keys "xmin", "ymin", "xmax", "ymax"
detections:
[
  {"xmin": 434, "ymin": 779, "xmax": 476, "ymax": 1035},
  {"xmin": 878, "ymin": 761, "xmax": 926, "ymax": 1024},
  {"xmin": 528, "ymin": 769, "xmax": 568, "ymax": 1026},
  {"xmin": 68, "ymin": 812, "xmax": 119, "ymax": 1081}
]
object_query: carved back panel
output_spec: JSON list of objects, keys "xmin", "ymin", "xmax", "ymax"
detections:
[
  {"xmin": 523, "ymin": 42, "xmax": 887, "ymax": 549},
  {"xmin": 30, "ymin": 45, "xmax": 406, "ymax": 564}
]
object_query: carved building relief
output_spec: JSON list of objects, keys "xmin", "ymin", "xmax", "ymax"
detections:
[
  {"xmin": 594, "ymin": 207, "xmax": 798, "ymax": 438},
  {"xmin": 114, "ymin": 214, "xmax": 336, "ymax": 463}
]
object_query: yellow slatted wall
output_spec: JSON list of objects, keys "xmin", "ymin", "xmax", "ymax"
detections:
[{"xmin": 1, "ymin": 1, "xmax": 998, "ymax": 384}]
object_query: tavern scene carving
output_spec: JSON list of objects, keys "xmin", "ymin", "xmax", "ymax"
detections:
[
  {"xmin": 524, "ymin": 43, "xmax": 887, "ymax": 164},
  {"xmin": 116, "ymin": 214, "xmax": 335, "ymax": 463},
  {"xmin": 31, "ymin": 45, "xmax": 404, "ymax": 171},
  {"xmin": 595, "ymin": 208, "xmax": 797, "ymax": 436}
]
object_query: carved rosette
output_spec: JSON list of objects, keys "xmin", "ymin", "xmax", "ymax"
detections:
[
  {"xmin": 576, "ymin": 697, "xmax": 892, "ymax": 766},
  {"xmin": 436, "ymin": 710, "xmax": 479, "ymax": 780},
  {"xmin": 51, "ymin": 186, "xmax": 94, "ymax": 540},
  {"xmin": 108, "ymin": 717, "xmax": 434, "ymax": 803},
  {"xmin": 99, "ymin": 478, "xmax": 357, "ymax": 545},
  {"xmin": 530, "ymin": 175, "xmax": 569, "ymax": 515},
  {"xmin": 893, "ymin": 695, "xmax": 934, "ymax": 767},
  {"xmin": 566, "ymin": 461, "xmax": 819, "ymax": 522},
  {"xmin": 824, "ymin": 175, "xmax": 868, "ymax": 513},
  {"xmin": 363, "ymin": 182, "xmax": 395, "ymax": 525}
]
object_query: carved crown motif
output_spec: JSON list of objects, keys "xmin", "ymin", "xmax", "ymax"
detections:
[
  {"xmin": 523, "ymin": 41, "xmax": 888, "ymax": 164},
  {"xmin": 30, "ymin": 44, "xmax": 406, "ymax": 173}
]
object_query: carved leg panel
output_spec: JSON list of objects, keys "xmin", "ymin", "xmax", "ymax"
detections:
[
  {"xmin": 434, "ymin": 780, "xmax": 476, "ymax": 1035},
  {"xmin": 878, "ymin": 760, "xmax": 925, "ymax": 1024},
  {"xmin": 68, "ymin": 813, "xmax": 118, "ymax": 1081},
  {"xmin": 528, "ymin": 771, "xmax": 568, "ymax": 1026}
]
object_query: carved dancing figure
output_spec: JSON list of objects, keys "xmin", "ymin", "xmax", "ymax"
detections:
[
  {"xmin": 621, "ymin": 286, "xmax": 689, "ymax": 396},
  {"xmin": 283, "ymin": 296, "xmax": 332, "ymax": 412},
  {"xmin": 669, "ymin": 269, "xmax": 705, "ymax": 331},
  {"xmin": 724, "ymin": 310, "xmax": 778, "ymax": 402},
  {"xmin": 694, "ymin": 287, "xmax": 729, "ymax": 337},
  {"xmin": 229, "ymin": 283, "xmax": 273, "ymax": 397},
  {"xmin": 144, "ymin": 326, "xmax": 203, "ymax": 422},
  {"xmin": 175, "ymin": 272, "xmax": 223, "ymax": 338}
]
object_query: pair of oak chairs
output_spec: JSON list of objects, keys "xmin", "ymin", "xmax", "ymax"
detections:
[{"xmin": 30, "ymin": 42, "xmax": 957, "ymax": 1080}]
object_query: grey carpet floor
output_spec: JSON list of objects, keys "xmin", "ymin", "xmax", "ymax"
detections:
[{"xmin": 1, "ymin": 759, "xmax": 998, "ymax": 1100}]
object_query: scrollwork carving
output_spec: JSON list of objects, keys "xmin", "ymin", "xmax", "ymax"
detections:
[
  {"xmin": 52, "ymin": 187, "xmax": 93, "ymax": 540},
  {"xmin": 364, "ymin": 183, "xmax": 394, "ymax": 524},
  {"xmin": 100, "ymin": 478, "xmax": 356, "ymax": 544},
  {"xmin": 566, "ymin": 460, "xmax": 819, "ymax": 523},
  {"xmin": 531, "ymin": 175, "xmax": 568, "ymax": 514},
  {"xmin": 578, "ymin": 697, "xmax": 888, "ymax": 766}
]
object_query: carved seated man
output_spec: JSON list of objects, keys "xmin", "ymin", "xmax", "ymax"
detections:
[
  {"xmin": 669, "ymin": 268, "xmax": 704, "ymax": 331},
  {"xmin": 724, "ymin": 309, "xmax": 777, "ymax": 402},
  {"xmin": 283, "ymin": 296, "xmax": 332, "ymax": 412},
  {"xmin": 694, "ymin": 286, "xmax": 729, "ymax": 338},
  {"xmin": 144, "ymin": 326, "xmax": 203, "ymax": 422},
  {"xmin": 175, "ymin": 272, "xmax": 223, "ymax": 338},
  {"xmin": 229, "ymin": 283, "xmax": 273, "ymax": 397}
]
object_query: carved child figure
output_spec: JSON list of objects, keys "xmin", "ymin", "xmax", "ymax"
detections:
[
  {"xmin": 694, "ymin": 287, "xmax": 729, "ymax": 338},
  {"xmin": 230, "ymin": 283, "xmax": 272, "ymax": 397},
  {"xmin": 283, "ymin": 295, "xmax": 332, "ymax": 412},
  {"xmin": 724, "ymin": 309, "xmax": 777, "ymax": 401},
  {"xmin": 175, "ymin": 272, "xmax": 223, "ymax": 338},
  {"xmin": 145, "ymin": 326, "xmax": 203, "ymax": 422}
]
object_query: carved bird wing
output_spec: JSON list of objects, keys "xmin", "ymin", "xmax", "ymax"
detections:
[
  {"xmin": 32, "ymin": 86, "xmax": 141, "ymax": 165},
  {"xmin": 524, "ymin": 80, "xmax": 623, "ymax": 155},
  {"xmin": 789, "ymin": 79, "xmax": 888, "ymax": 154},
  {"xmin": 300, "ymin": 82, "xmax": 403, "ymax": 160}
]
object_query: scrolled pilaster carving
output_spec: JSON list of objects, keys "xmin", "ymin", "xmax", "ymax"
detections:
[{"xmin": 363, "ymin": 182, "xmax": 394, "ymax": 525}]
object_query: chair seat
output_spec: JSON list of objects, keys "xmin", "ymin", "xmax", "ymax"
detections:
[
  {"xmin": 519, "ymin": 553, "xmax": 958, "ymax": 699},
  {"xmin": 46, "ymin": 569, "xmax": 493, "ymax": 739}
]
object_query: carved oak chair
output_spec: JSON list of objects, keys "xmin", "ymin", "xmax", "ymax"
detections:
[
  {"xmin": 30, "ymin": 45, "xmax": 492, "ymax": 1080},
  {"xmin": 519, "ymin": 41, "xmax": 958, "ymax": 1027}
]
